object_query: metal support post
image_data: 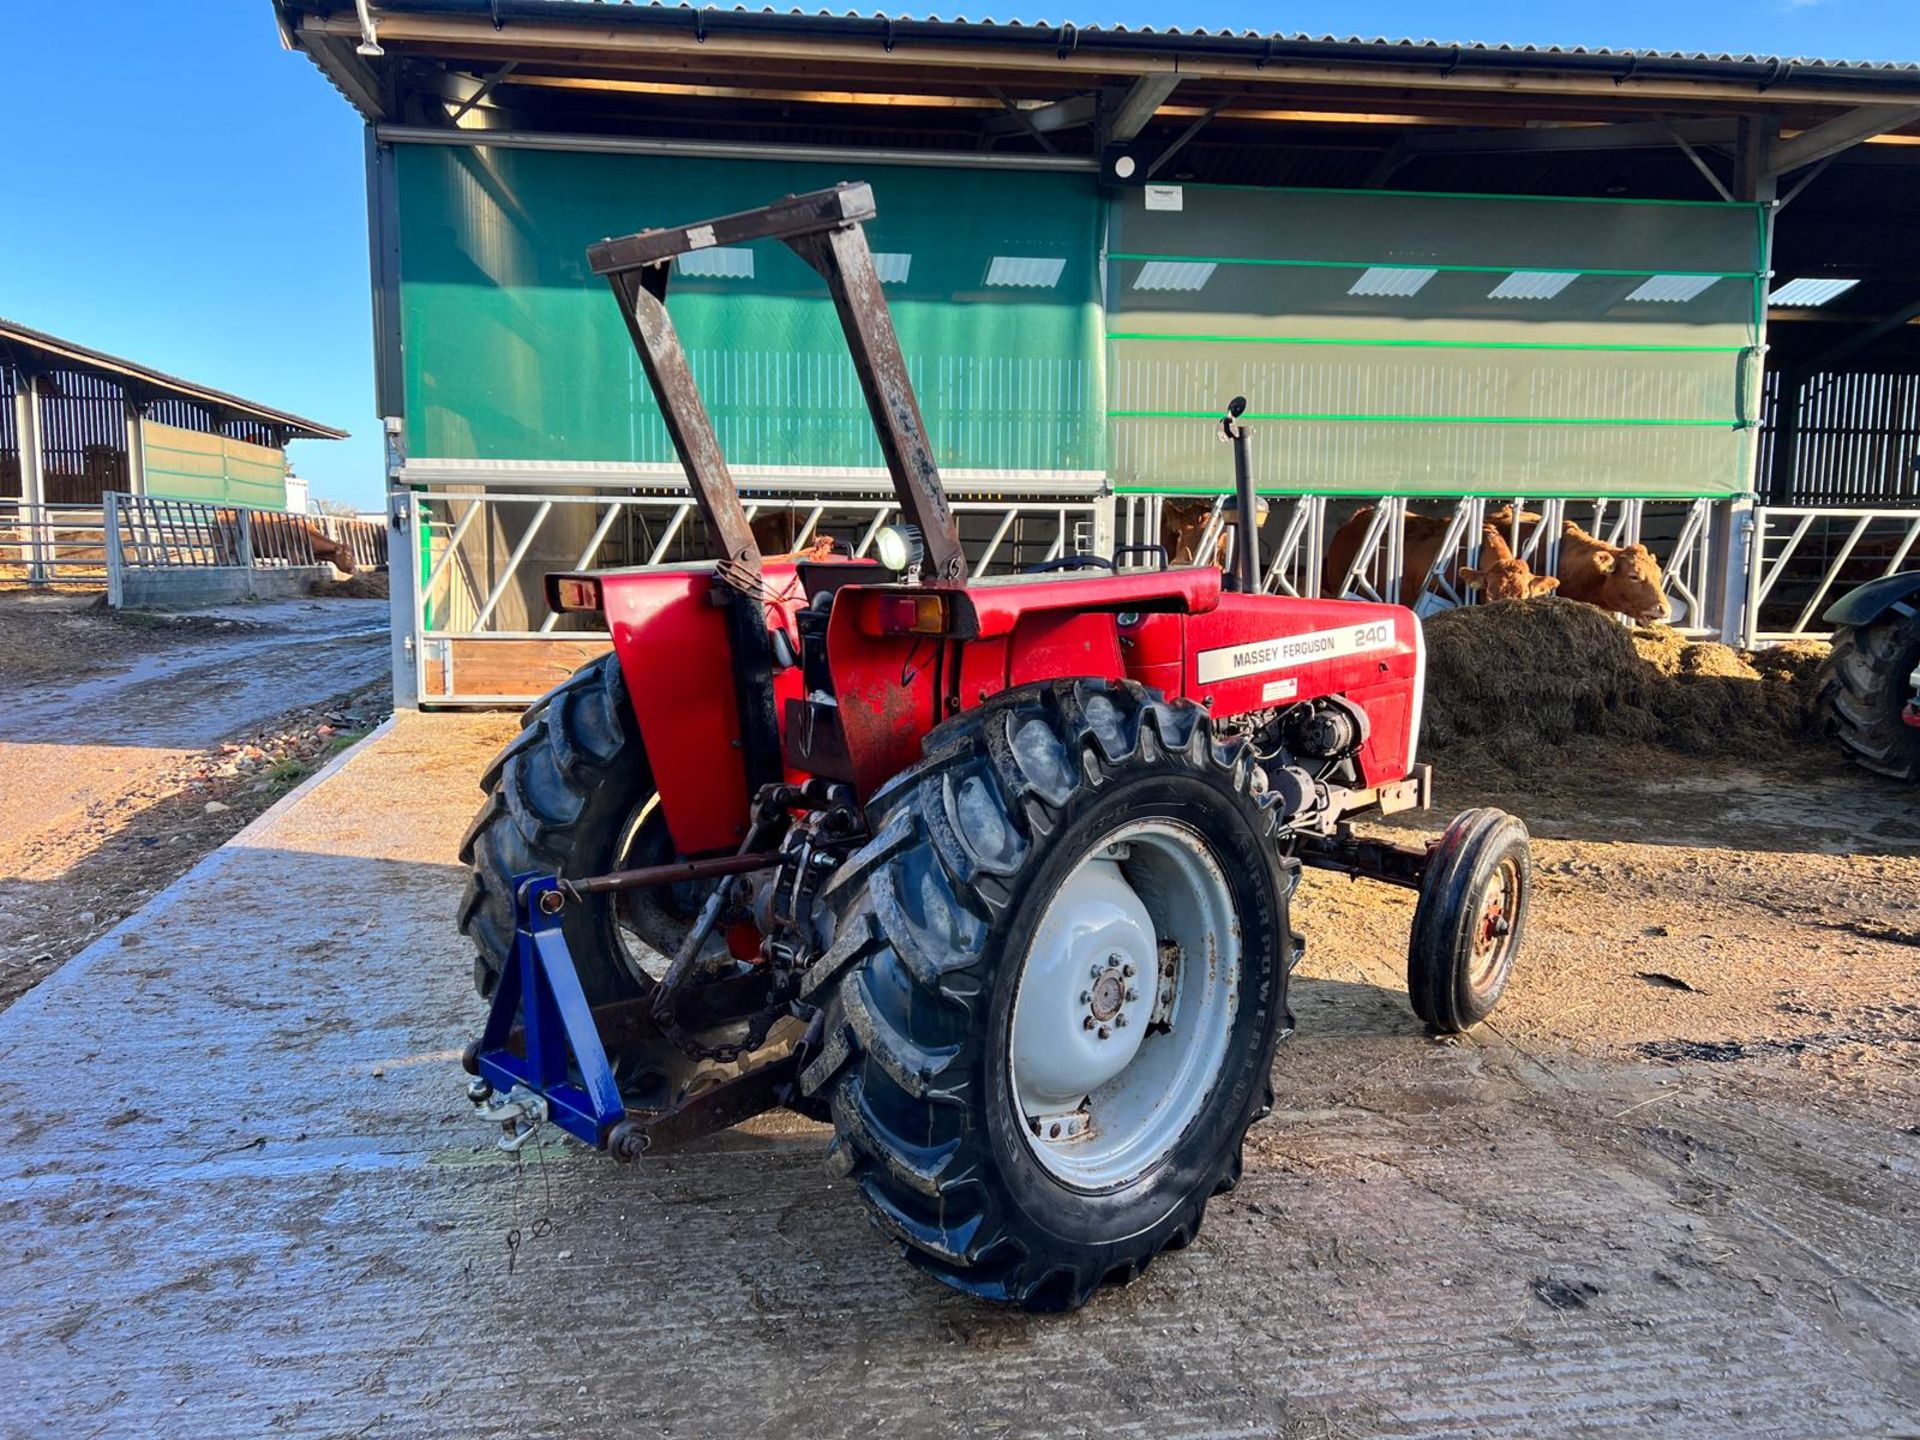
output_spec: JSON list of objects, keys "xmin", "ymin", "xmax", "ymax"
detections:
[
  {"xmin": 14, "ymin": 374, "xmax": 47, "ymax": 584},
  {"xmin": 1091, "ymin": 487, "xmax": 1116, "ymax": 562},
  {"xmin": 1716, "ymin": 497, "xmax": 1758, "ymax": 645},
  {"xmin": 123, "ymin": 399, "xmax": 147, "ymax": 496},
  {"xmin": 386, "ymin": 419, "xmax": 421, "ymax": 710},
  {"xmin": 104, "ymin": 490, "xmax": 125, "ymax": 609},
  {"xmin": 1719, "ymin": 119, "xmax": 1779, "ymax": 647}
]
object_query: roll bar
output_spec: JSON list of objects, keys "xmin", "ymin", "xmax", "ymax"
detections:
[{"xmin": 588, "ymin": 182, "xmax": 967, "ymax": 584}]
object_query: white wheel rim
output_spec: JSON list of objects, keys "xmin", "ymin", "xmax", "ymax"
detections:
[{"xmin": 1008, "ymin": 819, "xmax": 1242, "ymax": 1191}]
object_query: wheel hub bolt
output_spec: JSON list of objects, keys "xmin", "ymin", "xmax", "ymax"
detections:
[
  {"xmin": 1115, "ymin": 1014, "xmax": 1129, "ymax": 1028},
  {"xmin": 1097, "ymin": 1024, "xmax": 1111, "ymax": 1040},
  {"xmin": 1125, "ymin": 987, "xmax": 1139, "ymax": 1003},
  {"xmin": 1122, "ymin": 963, "xmax": 1136, "ymax": 978},
  {"xmin": 1082, "ymin": 1016, "xmax": 1095, "ymax": 1031}
]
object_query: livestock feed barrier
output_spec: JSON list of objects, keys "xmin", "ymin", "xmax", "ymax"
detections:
[
  {"xmin": 395, "ymin": 463, "xmax": 1105, "ymax": 705},
  {"xmin": 384, "ymin": 468, "xmax": 1920, "ymax": 707},
  {"xmin": 103, "ymin": 492, "xmax": 388, "ymax": 609},
  {"xmin": 1114, "ymin": 492, "xmax": 1726, "ymax": 637},
  {"xmin": 1744, "ymin": 504, "xmax": 1920, "ymax": 644}
]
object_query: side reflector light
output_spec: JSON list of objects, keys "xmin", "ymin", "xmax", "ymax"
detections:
[
  {"xmin": 871, "ymin": 593, "xmax": 949, "ymax": 635},
  {"xmin": 549, "ymin": 576, "xmax": 604, "ymax": 613}
]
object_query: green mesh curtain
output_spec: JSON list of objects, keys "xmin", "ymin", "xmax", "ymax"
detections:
[
  {"xmin": 1107, "ymin": 185, "xmax": 1766, "ymax": 497},
  {"xmin": 394, "ymin": 145, "xmax": 1105, "ymax": 475}
]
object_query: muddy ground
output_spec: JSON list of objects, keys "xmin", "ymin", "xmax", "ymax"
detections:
[
  {"xmin": 0, "ymin": 592, "xmax": 391, "ymax": 1011},
  {"xmin": 1, "ymin": 710, "xmax": 1913, "ymax": 1439}
]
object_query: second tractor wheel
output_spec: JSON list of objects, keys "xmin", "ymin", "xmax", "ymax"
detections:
[
  {"xmin": 800, "ymin": 679, "xmax": 1295, "ymax": 1311},
  {"xmin": 1407, "ymin": 808, "xmax": 1531, "ymax": 1033},
  {"xmin": 1819, "ymin": 608, "xmax": 1920, "ymax": 783},
  {"xmin": 457, "ymin": 652, "xmax": 700, "ymax": 1005}
]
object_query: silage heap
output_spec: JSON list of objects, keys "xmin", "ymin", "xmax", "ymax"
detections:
[{"xmin": 1419, "ymin": 597, "xmax": 1827, "ymax": 777}]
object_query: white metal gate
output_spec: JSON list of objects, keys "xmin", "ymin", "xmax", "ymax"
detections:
[
  {"xmin": 405, "ymin": 472, "xmax": 1104, "ymax": 705},
  {"xmin": 1744, "ymin": 505, "xmax": 1920, "ymax": 644},
  {"xmin": 1115, "ymin": 493, "xmax": 1724, "ymax": 634}
]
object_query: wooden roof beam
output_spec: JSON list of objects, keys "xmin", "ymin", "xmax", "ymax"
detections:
[
  {"xmin": 1109, "ymin": 72, "xmax": 1181, "ymax": 141},
  {"xmin": 294, "ymin": 13, "xmax": 1920, "ymax": 113},
  {"xmin": 981, "ymin": 92, "xmax": 1097, "ymax": 136},
  {"xmin": 1766, "ymin": 103, "xmax": 1920, "ymax": 177},
  {"xmin": 1393, "ymin": 116, "xmax": 1739, "ymax": 155}
]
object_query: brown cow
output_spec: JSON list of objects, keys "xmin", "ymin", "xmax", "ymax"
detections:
[
  {"xmin": 1325, "ymin": 504, "xmax": 1671, "ymax": 622},
  {"xmin": 1160, "ymin": 497, "xmax": 1269, "ymax": 568},
  {"xmin": 1459, "ymin": 525, "xmax": 1559, "ymax": 602},
  {"xmin": 1321, "ymin": 506, "xmax": 1457, "ymax": 605},
  {"xmin": 1484, "ymin": 507, "xmax": 1672, "ymax": 623},
  {"xmin": 215, "ymin": 509, "xmax": 358, "ymax": 575}
]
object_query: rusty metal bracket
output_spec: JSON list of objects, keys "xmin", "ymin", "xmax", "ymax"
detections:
[{"xmin": 608, "ymin": 1044, "xmax": 803, "ymax": 1159}]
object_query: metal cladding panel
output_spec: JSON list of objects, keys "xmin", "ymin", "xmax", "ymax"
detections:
[
  {"xmin": 392, "ymin": 144, "xmax": 1105, "ymax": 475},
  {"xmin": 141, "ymin": 423, "xmax": 287, "ymax": 509},
  {"xmin": 1107, "ymin": 184, "xmax": 1766, "ymax": 499}
]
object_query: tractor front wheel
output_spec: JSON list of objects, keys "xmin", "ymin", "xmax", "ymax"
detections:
[
  {"xmin": 1406, "ymin": 808, "xmax": 1531, "ymax": 1033},
  {"xmin": 800, "ymin": 679, "xmax": 1294, "ymax": 1311}
]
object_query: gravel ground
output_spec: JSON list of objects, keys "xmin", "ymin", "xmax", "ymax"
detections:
[{"xmin": 1, "ymin": 711, "xmax": 1914, "ymax": 1439}]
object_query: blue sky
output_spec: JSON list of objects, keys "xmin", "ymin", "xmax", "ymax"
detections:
[{"xmin": 4, "ymin": 0, "xmax": 1916, "ymax": 508}]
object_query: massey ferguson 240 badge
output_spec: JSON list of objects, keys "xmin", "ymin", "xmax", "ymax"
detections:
[{"xmin": 1195, "ymin": 620, "xmax": 1399, "ymax": 685}]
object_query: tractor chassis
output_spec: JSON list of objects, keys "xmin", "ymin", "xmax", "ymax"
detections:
[{"xmin": 462, "ymin": 779, "xmax": 1457, "ymax": 1159}]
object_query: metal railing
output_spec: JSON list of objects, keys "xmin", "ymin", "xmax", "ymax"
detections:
[
  {"xmin": 2, "ymin": 495, "xmax": 389, "ymax": 590},
  {"xmin": 314, "ymin": 514, "xmax": 389, "ymax": 571},
  {"xmin": 1744, "ymin": 504, "xmax": 1920, "ymax": 644},
  {"xmin": 409, "ymin": 486, "xmax": 1102, "ymax": 704},
  {"xmin": 0, "ymin": 501, "xmax": 114, "ymax": 584},
  {"xmin": 104, "ymin": 492, "xmax": 387, "ymax": 570},
  {"xmin": 101, "ymin": 493, "xmax": 389, "ymax": 607}
]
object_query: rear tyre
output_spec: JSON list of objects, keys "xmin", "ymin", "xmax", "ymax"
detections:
[
  {"xmin": 457, "ymin": 652, "xmax": 691, "ymax": 1005},
  {"xmin": 800, "ymin": 679, "xmax": 1294, "ymax": 1311},
  {"xmin": 1407, "ymin": 808, "xmax": 1531, "ymax": 1033},
  {"xmin": 1819, "ymin": 609, "xmax": 1920, "ymax": 783}
]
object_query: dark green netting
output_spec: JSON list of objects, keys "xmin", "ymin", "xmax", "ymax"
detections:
[
  {"xmin": 1107, "ymin": 184, "xmax": 1764, "ymax": 497},
  {"xmin": 395, "ymin": 145, "xmax": 1105, "ymax": 472}
]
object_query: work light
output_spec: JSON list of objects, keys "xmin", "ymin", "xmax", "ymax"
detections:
[{"xmin": 874, "ymin": 523, "xmax": 924, "ymax": 573}]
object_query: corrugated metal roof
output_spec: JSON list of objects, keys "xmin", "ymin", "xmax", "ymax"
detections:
[
  {"xmin": 520, "ymin": 3, "xmax": 1920, "ymax": 74},
  {"xmin": 0, "ymin": 318, "xmax": 349, "ymax": 440}
]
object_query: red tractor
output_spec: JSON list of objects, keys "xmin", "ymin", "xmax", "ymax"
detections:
[{"xmin": 459, "ymin": 183, "xmax": 1532, "ymax": 1311}]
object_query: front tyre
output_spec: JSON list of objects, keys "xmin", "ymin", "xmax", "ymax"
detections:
[
  {"xmin": 1406, "ymin": 808, "xmax": 1531, "ymax": 1033},
  {"xmin": 800, "ymin": 679, "xmax": 1294, "ymax": 1311}
]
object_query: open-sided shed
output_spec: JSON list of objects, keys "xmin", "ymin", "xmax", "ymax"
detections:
[
  {"xmin": 1, "ymin": 319, "xmax": 345, "ymax": 510},
  {"xmin": 276, "ymin": 2, "xmax": 1920, "ymax": 700}
]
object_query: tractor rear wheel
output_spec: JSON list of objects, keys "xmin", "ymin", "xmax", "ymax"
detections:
[
  {"xmin": 458, "ymin": 652, "xmax": 697, "ymax": 1004},
  {"xmin": 800, "ymin": 679, "xmax": 1294, "ymax": 1311},
  {"xmin": 1819, "ymin": 609, "xmax": 1920, "ymax": 782}
]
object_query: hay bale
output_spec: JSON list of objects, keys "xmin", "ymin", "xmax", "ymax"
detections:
[{"xmin": 1421, "ymin": 597, "xmax": 1825, "ymax": 776}]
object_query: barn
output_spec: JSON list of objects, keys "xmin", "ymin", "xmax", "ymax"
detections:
[
  {"xmin": 1, "ymin": 319, "xmax": 346, "ymax": 583},
  {"xmin": 274, "ymin": 2, "xmax": 1920, "ymax": 703}
]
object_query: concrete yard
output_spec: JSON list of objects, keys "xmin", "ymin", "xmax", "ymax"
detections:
[
  {"xmin": 0, "ymin": 594, "xmax": 390, "ymax": 1011},
  {"xmin": 3, "ymin": 713, "xmax": 1917, "ymax": 1439}
]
